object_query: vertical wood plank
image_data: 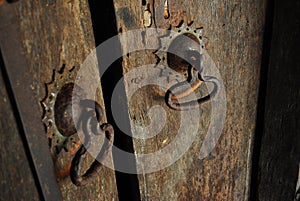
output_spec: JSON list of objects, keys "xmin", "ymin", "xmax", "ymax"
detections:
[
  {"xmin": 256, "ymin": 0, "xmax": 300, "ymax": 200},
  {"xmin": 0, "ymin": 55, "xmax": 40, "ymax": 201},
  {"xmin": 113, "ymin": 0, "xmax": 267, "ymax": 200},
  {"xmin": 0, "ymin": 1, "xmax": 118, "ymax": 200}
]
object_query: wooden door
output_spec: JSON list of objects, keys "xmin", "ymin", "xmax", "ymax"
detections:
[
  {"xmin": 0, "ymin": 0, "xmax": 299, "ymax": 201},
  {"xmin": 0, "ymin": 1, "xmax": 118, "ymax": 200},
  {"xmin": 112, "ymin": 0, "xmax": 267, "ymax": 200}
]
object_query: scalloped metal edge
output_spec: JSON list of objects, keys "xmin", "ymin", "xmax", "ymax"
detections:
[
  {"xmin": 42, "ymin": 65, "xmax": 77, "ymax": 152},
  {"xmin": 155, "ymin": 22, "xmax": 204, "ymax": 69}
]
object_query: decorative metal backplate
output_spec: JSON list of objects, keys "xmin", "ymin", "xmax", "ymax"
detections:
[
  {"xmin": 42, "ymin": 65, "xmax": 81, "ymax": 155},
  {"xmin": 155, "ymin": 22, "xmax": 205, "ymax": 94},
  {"xmin": 41, "ymin": 65, "xmax": 114, "ymax": 186}
]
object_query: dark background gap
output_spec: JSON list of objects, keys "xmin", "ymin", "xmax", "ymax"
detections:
[
  {"xmin": 251, "ymin": 0, "xmax": 300, "ymax": 200},
  {"xmin": 87, "ymin": 1, "xmax": 141, "ymax": 201},
  {"xmin": 249, "ymin": 0, "xmax": 275, "ymax": 199}
]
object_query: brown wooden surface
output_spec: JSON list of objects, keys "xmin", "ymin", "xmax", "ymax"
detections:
[
  {"xmin": 0, "ymin": 59, "xmax": 40, "ymax": 201},
  {"xmin": 114, "ymin": 0, "xmax": 267, "ymax": 200},
  {"xmin": 0, "ymin": 1, "xmax": 118, "ymax": 200},
  {"xmin": 2, "ymin": 0, "xmax": 298, "ymax": 200}
]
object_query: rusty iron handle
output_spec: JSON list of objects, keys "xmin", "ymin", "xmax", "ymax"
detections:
[
  {"xmin": 70, "ymin": 100, "xmax": 114, "ymax": 186},
  {"xmin": 165, "ymin": 67, "xmax": 220, "ymax": 110},
  {"xmin": 70, "ymin": 123, "xmax": 114, "ymax": 186}
]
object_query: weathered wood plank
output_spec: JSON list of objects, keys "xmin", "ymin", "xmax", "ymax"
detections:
[
  {"xmin": 0, "ymin": 56, "xmax": 40, "ymax": 201},
  {"xmin": 0, "ymin": 1, "xmax": 118, "ymax": 200},
  {"xmin": 113, "ymin": 0, "xmax": 267, "ymax": 200},
  {"xmin": 256, "ymin": 0, "xmax": 300, "ymax": 200}
]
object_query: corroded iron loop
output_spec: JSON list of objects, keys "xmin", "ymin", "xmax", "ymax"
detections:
[
  {"xmin": 165, "ymin": 69, "xmax": 219, "ymax": 111},
  {"xmin": 80, "ymin": 99, "xmax": 103, "ymax": 123},
  {"xmin": 70, "ymin": 123, "xmax": 114, "ymax": 186},
  {"xmin": 79, "ymin": 99, "xmax": 104, "ymax": 136},
  {"xmin": 70, "ymin": 99, "xmax": 114, "ymax": 186},
  {"xmin": 80, "ymin": 110, "xmax": 97, "ymax": 148}
]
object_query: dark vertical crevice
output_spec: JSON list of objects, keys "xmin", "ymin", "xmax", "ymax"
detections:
[
  {"xmin": 0, "ymin": 49, "xmax": 44, "ymax": 201},
  {"xmin": 249, "ymin": 0, "xmax": 275, "ymax": 200},
  {"xmin": 87, "ymin": 1, "xmax": 141, "ymax": 201}
]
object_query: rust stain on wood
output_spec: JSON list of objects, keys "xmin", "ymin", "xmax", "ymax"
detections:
[{"xmin": 114, "ymin": 0, "xmax": 267, "ymax": 200}]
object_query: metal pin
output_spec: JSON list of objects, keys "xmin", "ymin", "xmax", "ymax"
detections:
[
  {"xmin": 143, "ymin": 9, "xmax": 152, "ymax": 27},
  {"xmin": 143, "ymin": 0, "xmax": 152, "ymax": 27},
  {"xmin": 164, "ymin": 0, "xmax": 170, "ymax": 19}
]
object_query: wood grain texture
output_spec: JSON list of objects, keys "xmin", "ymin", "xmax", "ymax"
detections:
[
  {"xmin": 113, "ymin": 0, "xmax": 267, "ymax": 200},
  {"xmin": 256, "ymin": 0, "xmax": 300, "ymax": 200},
  {"xmin": 0, "ymin": 60, "xmax": 40, "ymax": 201},
  {"xmin": 0, "ymin": 1, "xmax": 118, "ymax": 200}
]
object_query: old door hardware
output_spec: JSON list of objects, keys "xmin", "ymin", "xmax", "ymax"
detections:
[
  {"xmin": 42, "ymin": 65, "xmax": 82, "ymax": 155},
  {"xmin": 164, "ymin": 0, "xmax": 170, "ymax": 19},
  {"xmin": 155, "ymin": 22, "xmax": 219, "ymax": 110},
  {"xmin": 143, "ymin": 6, "xmax": 152, "ymax": 27},
  {"xmin": 70, "ymin": 100, "xmax": 114, "ymax": 186},
  {"xmin": 42, "ymin": 66, "xmax": 114, "ymax": 186},
  {"xmin": 55, "ymin": 98, "xmax": 113, "ymax": 187},
  {"xmin": 155, "ymin": 23, "xmax": 205, "ymax": 90},
  {"xmin": 143, "ymin": 0, "xmax": 155, "ymax": 27},
  {"xmin": 165, "ymin": 71, "xmax": 220, "ymax": 110}
]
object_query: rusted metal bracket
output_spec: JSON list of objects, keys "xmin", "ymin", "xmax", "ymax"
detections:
[
  {"xmin": 0, "ymin": 4, "xmax": 62, "ymax": 201},
  {"xmin": 155, "ymin": 22, "xmax": 219, "ymax": 110}
]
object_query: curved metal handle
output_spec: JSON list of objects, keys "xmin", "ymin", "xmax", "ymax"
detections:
[
  {"xmin": 165, "ymin": 69, "xmax": 219, "ymax": 110},
  {"xmin": 69, "ymin": 100, "xmax": 114, "ymax": 186},
  {"xmin": 70, "ymin": 124, "xmax": 114, "ymax": 186}
]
